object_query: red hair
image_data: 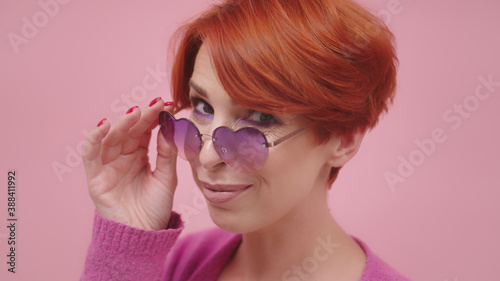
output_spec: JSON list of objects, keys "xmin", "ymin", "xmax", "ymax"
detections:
[{"xmin": 170, "ymin": 0, "xmax": 398, "ymax": 186}]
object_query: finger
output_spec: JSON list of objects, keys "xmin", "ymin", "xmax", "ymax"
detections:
[
  {"xmin": 153, "ymin": 104, "xmax": 178, "ymax": 189},
  {"xmin": 121, "ymin": 97, "xmax": 165, "ymax": 154},
  {"xmin": 153, "ymin": 126, "xmax": 178, "ymax": 190},
  {"xmin": 101, "ymin": 106, "xmax": 141, "ymax": 164},
  {"xmin": 135, "ymin": 102, "xmax": 175, "ymax": 151},
  {"xmin": 82, "ymin": 118, "xmax": 111, "ymax": 179}
]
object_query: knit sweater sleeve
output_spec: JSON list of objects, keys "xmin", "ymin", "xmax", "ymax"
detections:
[{"xmin": 80, "ymin": 210, "xmax": 184, "ymax": 281}]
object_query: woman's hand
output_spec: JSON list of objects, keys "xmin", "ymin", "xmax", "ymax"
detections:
[{"xmin": 82, "ymin": 98, "xmax": 178, "ymax": 230}]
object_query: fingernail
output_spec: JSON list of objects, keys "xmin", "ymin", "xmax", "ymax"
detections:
[
  {"xmin": 126, "ymin": 106, "xmax": 138, "ymax": 115},
  {"xmin": 97, "ymin": 118, "xmax": 107, "ymax": 127},
  {"xmin": 149, "ymin": 97, "xmax": 162, "ymax": 107},
  {"xmin": 164, "ymin": 101, "xmax": 174, "ymax": 106}
]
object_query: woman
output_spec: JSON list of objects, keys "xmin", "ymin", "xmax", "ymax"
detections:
[{"xmin": 81, "ymin": 0, "xmax": 409, "ymax": 280}]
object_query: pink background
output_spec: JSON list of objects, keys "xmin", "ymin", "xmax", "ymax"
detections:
[{"xmin": 1, "ymin": 0, "xmax": 499, "ymax": 280}]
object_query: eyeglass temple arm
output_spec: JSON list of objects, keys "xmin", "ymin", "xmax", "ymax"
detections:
[{"xmin": 267, "ymin": 126, "xmax": 308, "ymax": 148}]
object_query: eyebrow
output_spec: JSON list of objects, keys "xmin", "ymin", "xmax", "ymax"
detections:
[{"xmin": 188, "ymin": 80, "xmax": 237, "ymax": 106}]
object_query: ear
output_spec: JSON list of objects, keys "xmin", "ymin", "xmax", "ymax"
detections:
[{"xmin": 326, "ymin": 126, "xmax": 367, "ymax": 167}]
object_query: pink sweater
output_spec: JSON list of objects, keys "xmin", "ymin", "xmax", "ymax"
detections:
[{"xmin": 81, "ymin": 211, "xmax": 410, "ymax": 280}]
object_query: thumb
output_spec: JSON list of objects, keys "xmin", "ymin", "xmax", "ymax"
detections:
[{"xmin": 153, "ymin": 111, "xmax": 178, "ymax": 191}]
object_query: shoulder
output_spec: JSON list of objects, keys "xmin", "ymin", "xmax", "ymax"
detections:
[
  {"xmin": 164, "ymin": 227, "xmax": 241, "ymax": 280},
  {"xmin": 353, "ymin": 237, "xmax": 411, "ymax": 281}
]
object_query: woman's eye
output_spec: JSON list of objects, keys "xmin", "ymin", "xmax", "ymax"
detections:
[
  {"xmin": 192, "ymin": 98, "xmax": 214, "ymax": 116},
  {"xmin": 247, "ymin": 111, "xmax": 277, "ymax": 126}
]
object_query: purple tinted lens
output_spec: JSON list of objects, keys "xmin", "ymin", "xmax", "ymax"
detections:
[
  {"xmin": 159, "ymin": 112, "xmax": 201, "ymax": 160},
  {"xmin": 213, "ymin": 126, "xmax": 269, "ymax": 174},
  {"xmin": 159, "ymin": 112, "xmax": 177, "ymax": 153}
]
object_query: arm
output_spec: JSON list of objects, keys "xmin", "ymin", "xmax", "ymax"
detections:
[
  {"xmin": 80, "ymin": 211, "xmax": 184, "ymax": 281},
  {"xmin": 80, "ymin": 99, "xmax": 180, "ymax": 280}
]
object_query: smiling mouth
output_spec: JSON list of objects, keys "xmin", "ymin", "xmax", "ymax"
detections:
[
  {"xmin": 201, "ymin": 182, "xmax": 252, "ymax": 204},
  {"xmin": 203, "ymin": 183, "xmax": 250, "ymax": 192}
]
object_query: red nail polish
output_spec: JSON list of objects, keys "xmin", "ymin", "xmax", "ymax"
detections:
[
  {"xmin": 149, "ymin": 97, "xmax": 162, "ymax": 107},
  {"xmin": 164, "ymin": 101, "xmax": 174, "ymax": 106},
  {"xmin": 126, "ymin": 106, "xmax": 138, "ymax": 115},
  {"xmin": 97, "ymin": 118, "xmax": 107, "ymax": 127}
]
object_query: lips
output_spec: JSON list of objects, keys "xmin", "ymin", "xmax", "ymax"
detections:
[
  {"xmin": 203, "ymin": 183, "xmax": 249, "ymax": 192},
  {"xmin": 200, "ymin": 182, "xmax": 251, "ymax": 204}
]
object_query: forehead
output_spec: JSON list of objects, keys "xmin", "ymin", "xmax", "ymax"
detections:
[
  {"xmin": 190, "ymin": 44, "xmax": 306, "ymax": 125},
  {"xmin": 189, "ymin": 44, "xmax": 235, "ymax": 102},
  {"xmin": 191, "ymin": 44, "xmax": 218, "ymax": 86}
]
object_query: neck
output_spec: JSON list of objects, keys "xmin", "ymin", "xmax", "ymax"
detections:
[{"xmin": 229, "ymin": 182, "xmax": 366, "ymax": 281}]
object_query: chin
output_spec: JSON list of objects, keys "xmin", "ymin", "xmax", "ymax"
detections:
[{"xmin": 207, "ymin": 204, "xmax": 259, "ymax": 234}]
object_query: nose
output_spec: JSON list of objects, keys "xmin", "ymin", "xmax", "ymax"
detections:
[{"xmin": 197, "ymin": 133, "xmax": 225, "ymax": 171}]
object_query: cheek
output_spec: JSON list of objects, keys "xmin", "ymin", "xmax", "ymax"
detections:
[
  {"xmin": 250, "ymin": 153, "xmax": 319, "ymax": 225},
  {"xmin": 262, "ymin": 134, "xmax": 317, "ymax": 173},
  {"xmin": 258, "ymin": 134, "xmax": 328, "ymax": 192},
  {"xmin": 189, "ymin": 162, "xmax": 203, "ymax": 187},
  {"xmin": 259, "ymin": 144, "xmax": 319, "ymax": 189}
]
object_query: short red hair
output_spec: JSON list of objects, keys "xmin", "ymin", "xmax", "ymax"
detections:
[{"xmin": 170, "ymin": 0, "xmax": 398, "ymax": 186}]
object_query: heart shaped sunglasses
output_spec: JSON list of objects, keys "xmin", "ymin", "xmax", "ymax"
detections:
[{"xmin": 159, "ymin": 111, "xmax": 308, "ymax": 174}]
